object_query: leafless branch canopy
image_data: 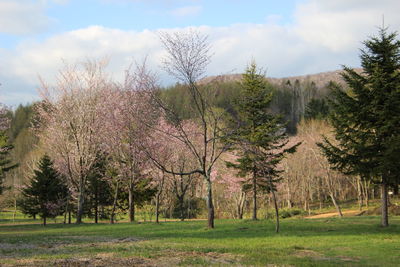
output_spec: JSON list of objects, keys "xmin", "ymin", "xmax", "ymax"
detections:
[{"xmin": 159, "ymin": 29, "xmax": 211, "ymax": 84}]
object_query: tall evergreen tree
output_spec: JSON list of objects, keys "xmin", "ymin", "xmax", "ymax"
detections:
[
  {"xmin": 227, "ymin": 62, "xmax": 300, "ymax": 231},
  {"xmin": 18, "ymin": 155, "xmax": 68, "ymax": 226},
  {"xmin": 318, "ymin": 28, "xmax": 400, "ymax": 227},
  {"xmin": 0, "ymin": 133, "xmax": 18, "ymax": 194},
  {"xmin": 0, "ymin": 105, "xmax": 18, "ymax": 194},
  {"xmin": 85, "ymin": 154, "xmax": 113, "ymax": 223}
]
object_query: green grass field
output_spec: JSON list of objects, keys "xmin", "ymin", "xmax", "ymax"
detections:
[{"xmin": 0, "ymin": 212, "xmax": 399, "ymax": 267}]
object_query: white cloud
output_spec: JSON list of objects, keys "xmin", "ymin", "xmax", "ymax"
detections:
[
  {"xmin": 1, "ymin": 0, "xmax": 400, "ymax": 106},
  {"xmin": 0, "ymin": 0, "xmax": 69, "ymax": 35},
  {"xmin": 293, "ymin": 0, "xmax": 400, "ymax": 52},
  {"xmin": 170, "ymin": 5, "xmax": 202, "ymax": 18},
  {"xmin": 0, "ymin": 0, "xmax": 51, "ymax": 35}
]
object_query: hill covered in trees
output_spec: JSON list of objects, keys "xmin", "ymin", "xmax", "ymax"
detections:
[
  {"xmin": 1, "ymin": 67, "xmax": 354, "ymax": 194},
  {"xmin": 0, "ymin": 66, "xmax": 364, "ymax": 223}
]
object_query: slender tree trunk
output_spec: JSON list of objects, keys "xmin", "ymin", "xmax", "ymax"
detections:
[
  {"xmin": 128, "ymin": 180, "xmax": 135, "ymax": 222},
  {"xmin": 94, "ymin": 184, "xmax": 99, "ymax": 224},
  {"xmin": 252, "ymin": 170, "xmax": 257, "ymax": 220},
  {"xmin": 110, "ymin": 180, "xmax": 120, "ymax": 224},
  {"xmin": 76, "ymin": 179, "xmax": 85, "ymax": 224},
  {"xmin": 177, "ymin": 195, "xmax": 185, "ymax": 221},
  {"xmin": 64, "ymin": 195, "xmax": 69, "ymax": 224},
  {"xmin": 381, "ymin": 182, "xmax": 389, "ymax": 227},
  {"xmin": 94, "ymin": 201, "xmax": 99, "ymax": 224},
  {"xmin": 155, "ymin": 192, "xmax": 161, "ymax": 224},
  {"xmin": 329, "ymin": 193, "xmax": 343, "ymax": 217},
  {"xmin": 271, "ymin": 189, "xmax": 279, "ymax": 233},
  {"xmin": 13, "ymin": 198, "xmax": 17, "ymax": 223},
  {"xmin": 238, "ymin": 192, "xmax": 245, "ymax": 219},
  {"xmin": 357, "ymin": 177, "xmax": 363, "ymax": 211},
  {"xmin": 43, "ymin": 216, "xmax": 47, "ymax": 226},
  {"xmin": 329, "ymin": 194, "xmax": 342, "ymax": 217},
  {"xmin": 286, "ymin": 183, "xmax": 293, "ymax": 208},
  {"xmin": 187, "ymin": 198, "xmax": 191, "ymax": 220},
  {"xmin": 206, "ymin": 177, "xmax": 214, "ymax": 229},
  {"xmin": 363, "ymin": 180, "xmax": 369, "ymax": 208}
]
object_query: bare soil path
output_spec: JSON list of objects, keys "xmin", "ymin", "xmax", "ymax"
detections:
[{"xmin": 306, "ymin": 210, "xmax": 363, "ymax": 219}]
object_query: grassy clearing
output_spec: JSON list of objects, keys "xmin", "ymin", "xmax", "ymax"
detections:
[{"xmin": 0, "ymin": 213, "xmax": 399, "ymax": 266}]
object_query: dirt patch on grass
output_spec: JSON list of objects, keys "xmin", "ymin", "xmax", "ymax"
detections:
[
  {"xmin": 306, "ymin": 210, "xmax": 363, "ymax": 219},
  {"xmin": 0, "ymin": 242, "xmax": 37, "ymax": 250},
  {"xmin": 3, "ymin": 257, "xmax": 155, "ymax": 267},
  {"xmin": 293, "ymin": 249, "xmax": 360, "ymax": 264},
  {"xmin": 293, "ymin": 249, "xmax": 327, "ymax": 260},
  {"xmin": 168, "ymin": 251, "xmax": 239, "ymax": 265},
  {"xmin": 2, "ymin": 251, "xmax": 239, "ymax": 267},
  {"xmin": 53, "ymin": 257, "xmax": 155, "ymax": 267}
]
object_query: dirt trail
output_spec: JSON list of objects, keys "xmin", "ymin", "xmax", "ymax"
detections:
[{"xmin": 306, "ymin": 210, "xmax": 362, "ymax": 219}]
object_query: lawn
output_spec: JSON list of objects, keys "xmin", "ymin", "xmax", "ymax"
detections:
[{"xmin": 0, "ymin": 213, "xmax": 399, "ymax": 266}]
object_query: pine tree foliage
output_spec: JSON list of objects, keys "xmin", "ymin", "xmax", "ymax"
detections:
[
  {"xmin": 318, "ymin": 28, "xmax": 400, "ymax": 226},
  {"xmin": 0, "ymin": 133, "xmax": 17, "ymax": 194},
  {"xmin": 227, "ymin": 62, "xmax": 300, "ymax": 230},
  {"xmin": 0, "ymin": 104, "xmax": 18, "ymax": 194},
  {"xmin": 18, "ymin": 155, "xmax": 68, "ymax": 225}
]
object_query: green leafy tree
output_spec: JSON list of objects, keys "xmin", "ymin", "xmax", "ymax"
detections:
[
  {"xmin": 227, "ymin": 62, "xmax": 300, "ymax": 232},
  {"xmin": 18, "ymin": 155, "xmax": 68, "ymax": 226},
  {"xmin": 318, "ymin": 28, "xmax": 400, "ymax": 227}
]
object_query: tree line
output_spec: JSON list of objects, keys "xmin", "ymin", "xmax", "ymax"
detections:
[{"xmin": 0, "ymin": 27, "xmax": 399, "ymax": 230}]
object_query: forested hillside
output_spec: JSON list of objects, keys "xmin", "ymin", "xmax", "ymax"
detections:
[
  {"xmin": 0, "ymin": 65, "xmax": 379, "ymax": 223},
  {"xmin": 3, "ymin": 69, "xmax": 335, "ymax": 190}
]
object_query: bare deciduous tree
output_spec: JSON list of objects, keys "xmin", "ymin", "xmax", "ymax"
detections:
[{"xmin": 148, "ymin": 29, "xmax": 231, "ymax": 228}]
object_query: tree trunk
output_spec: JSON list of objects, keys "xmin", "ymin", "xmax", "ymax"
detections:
[
  {"xmin": 206, "ymin": 177, "xmax": 214, "ymax": 229},
  {"xmin": 43, "ymin": 216, "xmax": 47, "ymax": 226},
  {"xmin": 110, "ymin": 180, "xmax": 120, "ymax": 224},
  {"xmin": 64, "ymin": 196, "xmax": 69, "ymax": 224},
  {"xmin": 271, "ymin": 189, "xmax": 279, "ymax": 233},
  {"xmin": 238, "ymin": 192, "xmax": 245, "ymax": 219},
  {"xmin": 357, "ymin": 177, "xmax": 363, "ymax": 211},
  {"xmin": 286, "ymin": 183, "xmax": 293, "ymax": 208},
  {"xmin": 94, "ymin": 183, "xmax": 99, "ymax": 224},
  {"xmin": 76, "ymin": 180, "xmax": 85, "ymax": 224},
  {"xmin": 363, "ymin": 180, "xmax": 369, "ymax": 208},
  {"xmin": 12, "ymin": 198, "xmax": 17, "ymax": 223},
  {"xmin": 329, "ymin": 193, "xmax": 343, "ymax": 217},
  {"xmin": 187, "ymin": 198, "xmax": 191, "ymax": 220},
  {"xmin": 252, "ymin": 170, "xmax": 257, "ymax": 220},
  {"xmin": 128, "ymin": 181, "xmax": 135, "ymax": 222},
  {"xmin": 155, "ymin": 192, "xmax": 161, "ymax": 224},
  {"xmin": 94, "ymin": 201, "xmax": 98, "ymax": 224},
  {"xmin": 178, "ymin": 196, "xmax": 185, "ymax": 221},
  {"xmin": 381, "ymin": 182, "xmax": 389, "ymax": 227}
]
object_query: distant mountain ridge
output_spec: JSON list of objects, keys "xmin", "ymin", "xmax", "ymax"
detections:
[{"xmin": 200, "ymin": 68, "xmax": 363, "ymax": 88}]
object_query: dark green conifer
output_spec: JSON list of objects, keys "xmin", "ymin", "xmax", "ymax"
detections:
[
  {"xmin": 318, "ymin": 28, "xmax": 400, "ymax": 227},
  {"xmin": 227, "ymin": 62, "xmax": 300, "ymax": 232},
  {"xmin": 18, "ymin": 155, "xmax": 68, "ymax": 226}
]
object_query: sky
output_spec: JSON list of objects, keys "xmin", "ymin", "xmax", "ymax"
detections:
[{"xmin": 0, "ymin": 0, "xmax": 400, "ymax": 107}]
